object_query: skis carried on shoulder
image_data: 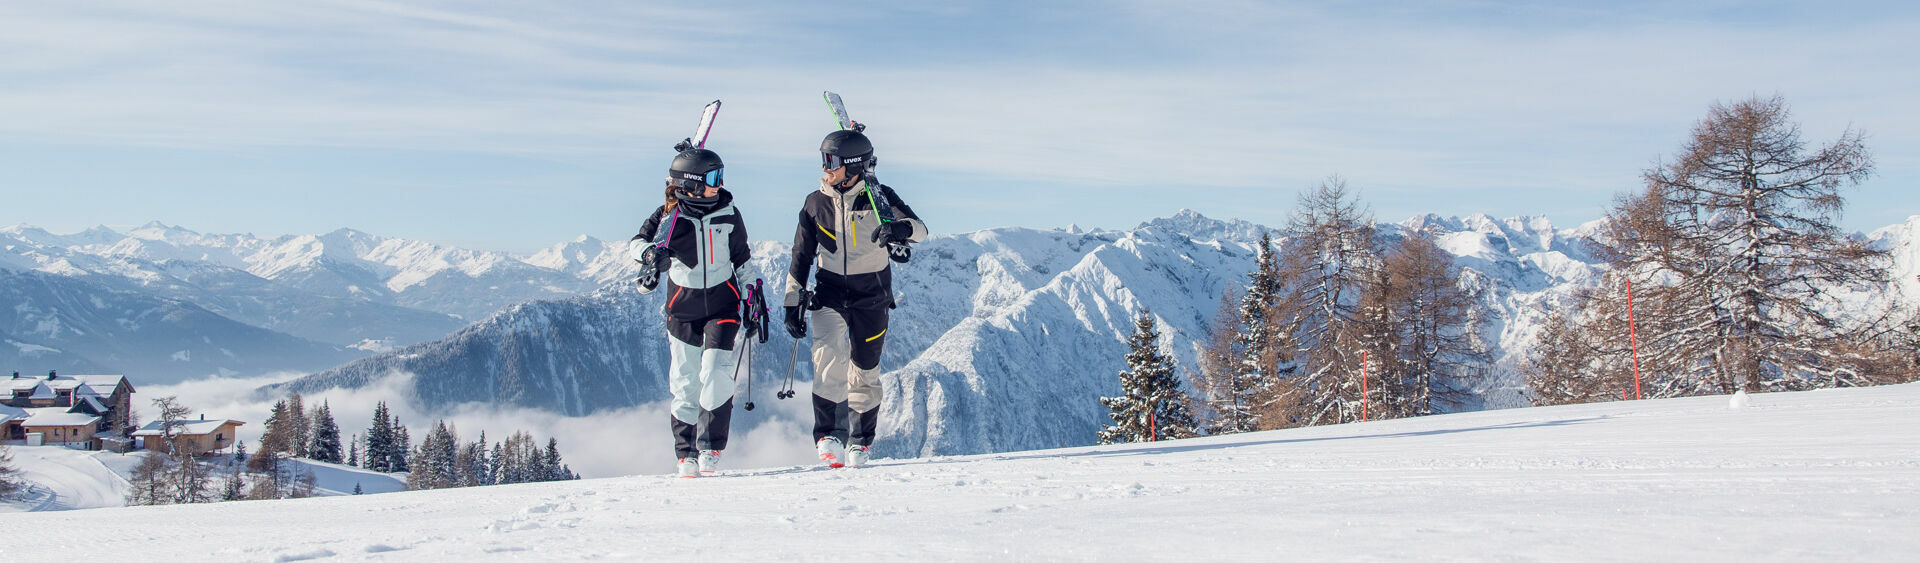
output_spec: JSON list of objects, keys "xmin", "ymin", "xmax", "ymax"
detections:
[
  {"xmin": 674, "ymin": 99, "xmax": 722, "ymax": 152},
  {"xmin": 821, "ymin": 91, "xmax": 911, "ymax": 263},
  {"xmin": 643, "ymin": 100, "xmax": 722, "ymax": 285}
]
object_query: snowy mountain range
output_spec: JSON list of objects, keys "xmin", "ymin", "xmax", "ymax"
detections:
[
  {"xmin": 280, "ymin": 210, "xmax": 1920, "ymax": 460},
  {"xmin": 11, "ymin": 213, "xmax": 1914, "ymax": 457},
  {"xmin": 1, "ymin": 222, "xmax": 624, "ymax": 383}
]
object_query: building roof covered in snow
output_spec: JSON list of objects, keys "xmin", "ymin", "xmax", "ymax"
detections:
[
  {"xmin": 24, "ymin": 408, "xmax": 101, "ymax": 427},
  {"xmin": 0, "ymin": 404, "xmax": 25, "ymax": 424},
  {"xmin": 131, "ymin": 418, "xmax": 245, "ymax": 437},
  {"xmin": 9, "ymin": 373, "xmax": 130, "ymax": 397},
  {"xmin": 69, "ymin": 395, "xmax": 110, "ymax": 415},
  {"xmin": 27, "ymin": 382, "xmax": 55, "ymax": 400}
]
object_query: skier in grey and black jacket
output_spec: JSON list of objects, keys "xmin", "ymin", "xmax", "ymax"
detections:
[{"xmin": 784, "ymin": 128, "xmax": 927, "ymax": 468}]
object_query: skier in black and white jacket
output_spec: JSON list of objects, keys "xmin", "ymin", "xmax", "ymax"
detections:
[
  {"xmin": 784, "ymin": 129, "xmax": 927, "ymax": 468},
  {"xmin": 630, "ymin": 147, "xmax": 763, "ymax": 478}
]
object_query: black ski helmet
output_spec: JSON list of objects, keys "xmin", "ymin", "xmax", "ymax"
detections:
[
  {"xmin": 667, "ymin": 148, "xmax": 724, "ymax": 199},
  {"xmin": 820, "ymin": 130, "xmax": 875, "ymax": 175}
]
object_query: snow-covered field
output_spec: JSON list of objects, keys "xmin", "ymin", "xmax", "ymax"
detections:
[
  {"xmin": 1, "ymin": 446, "xmax": 136, "ymax": 512},
  {"xmin": 3, "ymin": 383, "xmax": 1915, "ymax": 561},
  {"xmin": 0, "ymin": 448, "xmax": 405, "ymax": 514}
]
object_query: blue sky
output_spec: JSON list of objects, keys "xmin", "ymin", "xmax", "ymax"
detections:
[{"xmin": 2, "ymin": 1, "xmax": 1917, "ymax": 252}]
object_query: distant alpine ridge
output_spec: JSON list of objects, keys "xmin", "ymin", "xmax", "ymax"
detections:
[
  {"xmin": 11, "ymin": 213, "xmax": 1914, "ymax": 457},
  {"xmin": 2, "ymin": 222, "xmax": 626, "ymax": 383}
]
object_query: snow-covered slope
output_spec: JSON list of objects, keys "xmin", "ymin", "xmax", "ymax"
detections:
[
  {"xmin": 0, "ymin": 448, "xmax": 407, "ymax": 514},
  {"xmin": 5, "ymin": 383, "xmax": 1914, "ymax": 560},
  {"xmin": 0, "ymin": 447, "xmax": 136, "ymax": 512}
]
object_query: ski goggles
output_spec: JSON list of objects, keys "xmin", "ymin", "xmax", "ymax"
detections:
[
  {"xmin": 821, "ymin": 152, "xmax": 870, "ymax": 171},
  {"xmin": 671, "ymin": 168, "xmax": 724, "ymax": 188}
]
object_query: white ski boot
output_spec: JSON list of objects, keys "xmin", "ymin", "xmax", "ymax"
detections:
[
  {"xmin": 817, "ymin": 437, "xmax": 846, "ymax": 468},
  {"xmin": 698, "ymin": 450, "xmax": 722, "ymax": 475},
  {"xmin": 845, "ymin": 444, "xmax": 870, "ymax": 468},
  {"xmin": 676, "ymin": 457, "xmax": 699, "ymax": 478}
]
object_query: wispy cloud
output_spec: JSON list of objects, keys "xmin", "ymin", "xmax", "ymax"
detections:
[
  {"xmin": 142, "ymin": 371, "xmax": 819, "ymax": 478},
  {"xmin": 1, "ymin": 1, "xmax": 1913, "ymax": 246}
]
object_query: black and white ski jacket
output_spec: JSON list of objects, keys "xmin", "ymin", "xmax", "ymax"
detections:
[
  {"xmin": 629, "ymin": 190, "xmax": 752, "ymax": 321},
  {"xmin": 786, "ymin": 178, "xmax": 926, "ymax": 310}
]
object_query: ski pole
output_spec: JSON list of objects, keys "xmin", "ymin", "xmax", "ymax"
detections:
[
  {"xmin": 738, "ymin": 338, "xmax": 756, "ymax": 411},
  {"xmin": 777, "ymin": 287, "xmax": 811, "ymax": 400},
  {"xmin": 779, "ymin": 337, "xmax": 799, "ymax": 400}
]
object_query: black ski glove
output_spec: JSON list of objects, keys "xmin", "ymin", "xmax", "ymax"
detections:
[
  {"xmin": 634, "ymin": 246, "xmax": 674, "ymax": 292},
  {"xmin": 784, "ymin": 305, "xmax": 807, "ymax": 339},
  {"xmin": 870, "ymin": 221, "xmax": 912, "ymax": 244},
  {"xmin": 742, "ymin": 312, "xmax": 760, "ymax": 341},
  {"xmin": 642, "ymin": 246, "xmax": 675, "ymax": 273}
]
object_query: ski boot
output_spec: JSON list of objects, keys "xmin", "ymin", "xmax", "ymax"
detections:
[
  {"xmin": 698, "ymin": 450, "xmax": 722, "ymax": 475},
  {"xmin": 816, "ymin": 437, "xmax": 846, "ymax": 468}
]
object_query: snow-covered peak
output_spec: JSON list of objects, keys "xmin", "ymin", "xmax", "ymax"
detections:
[
  {"xmin": 1135, "ymin": 209, "xmax": 1266, "ymax": 243},
  {"xmin": 1, "ymin": 224, "xmax": 125, "ymax": 249},
  {"xmin": 126, "ymin": 220, "xmax": 197, "ymax": 242},
  {"xmin": 317, "ymin": 227, "xmax": 386, "ymax": 251},
  {"xmin": 1868, "ymin": 215, "xmax": 1920, "ymax": 305},
  {"xmin": 524, "ymin": 235, "xmax": 614, "ymax": 274}
]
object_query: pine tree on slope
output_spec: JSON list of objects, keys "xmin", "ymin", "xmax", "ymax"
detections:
[
  {"xmin": 309, "ymin": 402, "xmax": 343, "ymax": 464},
  {"xmin": 392, "ymin": 422, "xmax": 412, "ymax": 473},
  {"xmin": 366, "ymin": 402, "xmax": 394, "ymax": 472},
  {"xmin": 1220, "ymin": 232, "xmax": 1283, "ymax": 433},
  {"xmin": 1098, "ymin": 310, "xmax": 1200, "ymax": 444}
]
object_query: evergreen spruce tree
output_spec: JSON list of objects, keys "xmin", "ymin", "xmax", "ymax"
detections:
[
  {"xmin": 541, "ymin": 438, "xmax": 564, "ymax": 482},
  {"xmin": 347, "ymin": 436, "xmax": 359, "ymax": 468},
  {"xmin": 367, "ymin": 402, "xmax": 394, "ymax": 472},
  {"xmin": 1098, "ymin": 310, "xmax": 1201, "ymax": 444},
  {"xmin": 433, "ymin": 422, "xmax": 458, "ymax": 487},
  {"xmin": 1219, "ymin": 232, "xmax": 1283, "ymax": 433},
  {"xmin": 405, "ymin": 422, "xmax": 459, "ymax": 490},
  {"xmin": 472, "ymin": 431, "xmax": 493, "ymax": 486},
  {"xmin": 353, "ymin": 482, "xmax": 363, "ymax": 495},
  {"xmin": 309, "ymin": 402, "xmax": 343, "ymax": 464},
  {"xmin": 221, "ymin": 469, "xmax": 246, "ymax": 501},
  {"xmin": 392, "ymin": 423, "xmax": 412, "ymax": 473}
]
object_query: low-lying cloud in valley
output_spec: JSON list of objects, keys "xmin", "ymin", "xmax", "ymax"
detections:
[{"xmin": 143, "ymin": 371, "xmax": 819, "ymax": 479}]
